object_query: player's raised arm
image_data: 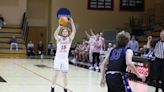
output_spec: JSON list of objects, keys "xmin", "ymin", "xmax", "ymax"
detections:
[
  {"xmin": 69, "ymin": 17, "xmax": 76, "ymax": 40},
  {"xmin": 146, "ymin": 36, "xmax": 152, "ymax": 49},
  {"xmin": 90, "ymin": 28, "xmax": 95, "ymax": 36},
  {"xmin": 85, "ymin": 31, "xmax": 90, "ymax": 39},
  {"xmin": 54, "ymin": 25, "xmax": 62, "ymax": 41}
]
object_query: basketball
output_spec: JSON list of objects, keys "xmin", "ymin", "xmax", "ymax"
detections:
[{"xmin": 58, "ymin": 16, "xmax": 69, "ymax": 26}]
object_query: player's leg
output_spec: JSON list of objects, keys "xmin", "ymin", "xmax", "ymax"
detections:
[
  {"xmin": 62, "ymin": 72, "xmax": 68, "ymax": 92},
  {"xmin": 10, "ymin": 43, "xmax": 14, "ymax": 50},
  {"xmin": 62, "ymin": 59, "xmax": 69, "ymax": 92},
  {"xmin": 161, "ymin": 62, "xmax": 164, "ymax": 92},
  {"xmin": 106, "ymin": 74, "xmax": 113, "ymax": 92},
  {"xmin": 95, "ymin": 53, "xmax": 100, "ymax": 70},
  {"xmin": 51, "ymin": 70, "xmax": 60, "ymax": 92},
  {"xmin": 51, "ymin": 58, "xmax": 61, "ymax": 92},
  {"xmin": 106, "ymin": 74, "xmax": 126, "ymax": 92},
  {"xmin": 91, "ymin": 52, "xmax": 96, "ymax": 69},
  {"xmin": 89, "ymin": 46, "xmax": 93, "ymax": 63}
]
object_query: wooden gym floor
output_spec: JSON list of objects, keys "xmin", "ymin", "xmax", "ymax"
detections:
[{"xmin": 0, "ymin": 58, "xmax": 161, "ymax": 92}]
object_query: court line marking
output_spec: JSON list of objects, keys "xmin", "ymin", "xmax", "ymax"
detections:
[{"xmin": 13, "ymin": 62, "xmax": 73, "ymax": 92}]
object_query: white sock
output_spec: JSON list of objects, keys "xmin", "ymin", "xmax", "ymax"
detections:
[
  {"xmin": 51, "ymin": 85, "xmax": 55, "ymax": 88},
  {"xmin": 64, "ymin": 86, "xmax": 68, "ymax": 89}
]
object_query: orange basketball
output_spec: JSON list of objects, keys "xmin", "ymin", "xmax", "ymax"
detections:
[{"xmin": 58, "ymin": 16, "xmax": 69, "ymax": 26}]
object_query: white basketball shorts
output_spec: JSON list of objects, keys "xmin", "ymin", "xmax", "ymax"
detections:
[{"xmin": 53, "ymin": 57, "xmax": 69, "ymax": 71}]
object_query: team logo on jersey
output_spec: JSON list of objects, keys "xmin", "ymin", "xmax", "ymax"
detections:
[{"xmin": 110, "ymin": 48, "xmax": 122, "ymax": 60}]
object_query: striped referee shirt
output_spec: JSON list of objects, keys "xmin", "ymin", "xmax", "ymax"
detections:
[{"xmin": 153, "ymin": 40, "xmax": 164, "ymax": 59}]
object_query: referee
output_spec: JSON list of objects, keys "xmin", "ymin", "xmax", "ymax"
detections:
[{"xmin": 147, "ymin": 30, "xmax": 164, "ymax": 92}]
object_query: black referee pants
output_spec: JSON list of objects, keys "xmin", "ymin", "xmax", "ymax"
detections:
[
  {"xmin": 106, "ymin": 74, "xmax": 126, "ymax": 92},
  {"xmin": 154, "ymin": 58, "xmax": 164, "ymax": 92}
]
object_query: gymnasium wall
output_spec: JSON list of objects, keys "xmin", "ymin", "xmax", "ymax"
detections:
[
  {"xmin": 27, "ymin": 0, "xmax": 50, "ymax": 26},
  {"xmin": 50, "ymin": 0, "xmax": 156, "ymax": 43},
  {"xmin": 0, "ymin": 0, "xmax": 27, "ymax": 25},
  {"xmin": 27, "ymin": 26, "xmax": 47, "ymax": 53},
  {"xmin": 26, "ymin": 0, "xmax": 50, "ymax": 51}
]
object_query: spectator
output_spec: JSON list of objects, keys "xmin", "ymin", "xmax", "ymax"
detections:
[
  {"xmin": 89, "ymin": 33, "xmax": 102, "ymax": 70},
  {"xmin": 27, "ymin": 41, "xmax": 35, "ymax": 56},
  {"xmin": 9, "ymin": 35, "xmax": 18, "ymax": 51},
  {"xmin": 99, "ymin": 32, "xmax": 105, "ymax": 55},
  {"xmin": 77, "ymin": 43, "xmax": 84, "ymax": 61},
  {"xmin": 70, "ymin": 42, "xmax": 79, "ymax": 64},
  {"xmin": 82, "ymin": 42, "xmax": 89, "ymax": 62},
  {"xmin": 37, "ymin": 41, "xmax": 44, "ymax": 55},
  {"xmin": 85, "ymin": 30, "xmax": 96, "ymax": 63},
  {"xmin": 74, "ymin": 42, "xmax": 80, "ymax": 61},
  {"xmin": 47, "ymin": 43, "xmax": 52, "ymax": 55},
  {"xmin": 107, "ymin": 43, "xmax": 113, "ymax": 53},
  {"xmin": 0, "ymin": 14, "xmax": 5, "ymax": 29},
  {"xmin": 127, "ymin": 35, "xmax": 139, "ymax": 52},
  {"xmin": 141, "ymin": 45, "xmax": 153, "ymax": 58},
  {"xmin": 52, "ymin": 43, "xmax": 56, "ymax": 56},
  {"xmin": 112, "ymin": 43, "xmax": 116, "ymax": 48},
  {"xmin": 82, "ymin": 37, "xmax": 88, "ymax": 45}
]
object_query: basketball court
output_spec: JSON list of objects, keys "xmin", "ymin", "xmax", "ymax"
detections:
[{"xmin": 0, "ymin": 58, "xmax": 160, "ymax": 92}]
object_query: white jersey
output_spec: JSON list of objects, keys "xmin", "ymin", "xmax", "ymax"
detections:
[
  {"xmin": 100, "ymin": 36, "xmax": 105, "ymax": 52},
  {"xmin": 89, "ymin": 36, "xmax": 96, "ymax": 47},
  {"xmin": 55, "ymin": 36, "xmax": 72, "ymax": 58},
  {"xmin": 88, "ymin": 36, "xmax": 96, "ymax": 52}
]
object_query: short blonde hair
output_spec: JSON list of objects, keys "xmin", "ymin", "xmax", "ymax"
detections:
[{"xmin": 116, "ymin": 31, "xmax": 131, "ymax": 47}]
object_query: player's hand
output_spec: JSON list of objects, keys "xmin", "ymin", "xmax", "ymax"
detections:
[
  {"xmin": 68, "ymin": 16, "xmax": 74, "ymax": 24},
  {"xmin": 67, "ymin": 16, "xmax": 72, "ymax": 20},
  {"xmin": 90, "ymin": 28, "xmax": 93, "ymax": 31},
  {"xmin": 147, "ymin": 36, "xmax": 152, "ymax": 42},
  {"xmin": 138, "ymin": 74, "xmax": 146, "ymax": 82},
  {"xmin": 100, "ymin": 79, "xmax": 106, "ymax": 87}
]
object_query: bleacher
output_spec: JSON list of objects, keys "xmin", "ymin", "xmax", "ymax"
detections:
[
  {"xmin": 3, "ymin": 24, "xmax": 20, "ymax": 29},
  {"xmin": 0, "ymin": 28, "xmax": 26, "ymax": 58},
  {"xmin": 130, "ymin": 2, "xmax": 164, "ymax": 48}
]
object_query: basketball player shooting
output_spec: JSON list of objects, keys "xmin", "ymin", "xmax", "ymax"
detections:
[{"xmin": 50, "ymin": 16, "xmax": 76, "ymax": 92}]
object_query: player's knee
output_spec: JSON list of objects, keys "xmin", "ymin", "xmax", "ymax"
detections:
[{"xmin": 63, "ymin": 72, "xmax": 68, "ymax": 78}]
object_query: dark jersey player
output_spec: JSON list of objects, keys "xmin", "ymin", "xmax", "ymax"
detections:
[{"xmin": 100, "ymin": 31, "xmax": 145, "ymax": 92}]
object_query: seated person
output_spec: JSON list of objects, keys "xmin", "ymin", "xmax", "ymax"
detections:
[
  {"xmin": 107, "ymin": 43, "xmax": 113, "ymax": 53},
  {"xmin": 70, "ymin": 42, "xmax": 80, "ymax": 64},
  {"xmin": 9, "ymin": 35, "xmax": 18, "ymax": 51},
  {"xmin": 82, "ymin": 43, "xmax": 89, "ymax": 62},
  {"xmin": 52, "ymin": 43, "xmax": 56, "ymax": 56},
  {"xmin": 141, "ymin": 45, "xmax": 154, "ymax": 58},
  {"xmin": 77, "ymin": 43, "xmax": 83, "ymax": 61},
  {"xmin": 47, "ymin": 43, "xmax": 52, "ymax": 55},
  {"xmin": 0, "ymin": 14, "xmax": 5, "ymax": 29},
  {"xmin": 27, "ymin": 41, "xmax": 35, "ymax": 56}
]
